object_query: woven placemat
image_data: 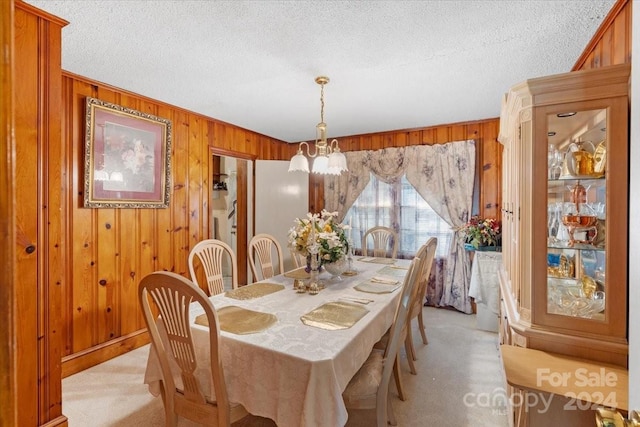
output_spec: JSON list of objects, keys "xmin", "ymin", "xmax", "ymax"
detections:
[
  {"xmin": 376, "ymin": 265, "xmax": 408, "ymax": 278},
  {"xmin": 195, "ymin": 306, "xmax": 277, "ymax": 334},
  {"xmin": 284, "ymin": 267, "xmax": 310, "ymax": 279},
  {"xmin": 354, "ymin": 281, "xmax": 401, "ymax": 294},
  {"xmin": 300, "ymin": 301, "xmax": 369, "ymax": 330},
  {"xmin": 358, "ymin": 257, "xmax": 396, "ymax": 265},
  {"xmin": 224, "ymin": 282, "xmax": 284, "ymax": 300}
]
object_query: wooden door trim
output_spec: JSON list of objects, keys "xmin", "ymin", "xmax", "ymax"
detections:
[{"xmin": 0, "ymin": 0, "xmax": 18, "ymax": 425}]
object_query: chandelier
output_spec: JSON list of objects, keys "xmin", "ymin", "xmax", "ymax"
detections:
[{"xmin": 288, "ymin": 76, "xmax": 348, "ymax": 175}]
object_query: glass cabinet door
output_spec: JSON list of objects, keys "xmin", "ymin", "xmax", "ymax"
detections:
[{"xmin": 545, "ymin": 108, "xmax": 607, "ymax": 321}]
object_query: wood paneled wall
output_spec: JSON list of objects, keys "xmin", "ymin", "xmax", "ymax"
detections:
[
  {"xmin": 573, "ymin": 0, "xmax": 631, "ymax": 71},
  {"xmin": 1, "ymin": 1, "xmax": 17, "ymax": 426},
  {"xmin": 59, "ymin": 73, "xmax": 292, "ymax": 376},
  {"xmin": 309, "ymin": 118, "xmax": 502, "ymax": 221},
  {"xmin": 14, "ymin": 2, "xmax": 68, "ymax": 425}
]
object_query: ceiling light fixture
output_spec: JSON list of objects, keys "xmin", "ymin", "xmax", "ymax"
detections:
[{"xmin": 288, "ymin": 76, "xmax": 348, "ymax": 175}]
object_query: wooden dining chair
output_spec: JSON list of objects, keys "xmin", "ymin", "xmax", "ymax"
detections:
[
  {"xmin": 188, "ymin": 239, "xmax": 239, "ymax": 296},
  {"xmin": 405, "ymin": 237, "xmax": 438, "ymax": 375},
  {"xmin": 342, "ymin": 257, "xmax": 420, "ymax": 427},
  {"xmin": 362, "ymin": 226, "xmax": 398, "ymax": 258},
  {"xmin": 248, "ymin": 233, "xmax": 284, "ymax": 282},
  {"xmin": 138, "ymin": 271, "xmax": 249, "ymax": 427},
  {"xmin": 290, "ymin": 248, "xmax": 306, "ymax": 269}
]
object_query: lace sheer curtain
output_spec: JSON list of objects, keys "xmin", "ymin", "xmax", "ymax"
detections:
[{"xmin": 324, "ymin": 141, "xmax": 476, "ymax": 313}]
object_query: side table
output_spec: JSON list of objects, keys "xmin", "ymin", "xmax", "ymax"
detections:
[{"xmin": 468, "ymin": 251, "xmax": 502, "ymax": 332}]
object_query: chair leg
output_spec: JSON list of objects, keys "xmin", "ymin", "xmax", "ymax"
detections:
[
  {"xmin": 387, "ymin": 395, "xmax": 397, "ymax": 426},
  {"xmin": 418, "ymin": 310, "xmax": 428, "ymax": 345},
  {"xmin": 392, "ymin": 355, "xmax": 407, "ymax": 401},
  {"xmin": 407, "ymin": 327, "xmax": 417, "ymax": 361},
  {"xmin": 159, "ymin": 382, "xmax": 178, "ymax": 427},
  {"xmin": 404, "ymin": 335, "xmax": 417, "ymax": 375}
]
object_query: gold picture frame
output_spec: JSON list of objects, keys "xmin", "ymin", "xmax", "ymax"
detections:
[{"xmin": 84, "ymin": 97, "xmax": 172, "ymax": 208}]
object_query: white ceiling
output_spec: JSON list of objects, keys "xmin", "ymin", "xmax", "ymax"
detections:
[{"xmin": 25, "ymin": 0, "xmax": 616, "ymax": 143}]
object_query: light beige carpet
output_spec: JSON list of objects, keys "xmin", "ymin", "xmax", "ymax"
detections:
[{"xmin": 62, "ymin": 307, "xmax": 508, "ymax": 426}]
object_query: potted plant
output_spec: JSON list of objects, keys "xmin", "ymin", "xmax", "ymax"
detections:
[{"xmin": 460, "ymin": 216, "xmax": 501, "ymax": 251}]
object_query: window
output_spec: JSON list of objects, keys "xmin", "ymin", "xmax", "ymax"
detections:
[{"xmin": 345, "ymin": 173, "xmax": 452, "ymax": 258}]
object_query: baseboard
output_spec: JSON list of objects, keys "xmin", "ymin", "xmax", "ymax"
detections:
[
  {"xmin": 62, "ymin": 330, "xmax": 150, "ymax": 378},
  {"xmin": 40, "ymin": 415, "xmax": 68, "ymax": 427}
]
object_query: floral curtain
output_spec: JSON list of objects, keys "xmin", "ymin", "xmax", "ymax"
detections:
[
  {"xmin": 324, "ymin": 140, "xmax": 476, "ymax": 314},
  {"xmin": 324, "ymin": 148, "xmax": 409, "ymax": 222},
  {"xmin": 425, "ymin": 258, "xmax": 447, "ymax": 307},
  {"xmin": 405, "ymin": 141, "xmax": 476, "ymax": 313},
  {"xmin": 324, "ymin": 151, "xmax": 369, "ymax": 223}
]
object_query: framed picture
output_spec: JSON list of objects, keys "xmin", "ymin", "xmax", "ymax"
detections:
[{"xmin": 84, "ymin": 97, "xmax": 172, "ymax": 208}]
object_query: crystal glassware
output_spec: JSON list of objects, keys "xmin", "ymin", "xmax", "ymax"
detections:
[{"xmin": 345, "ymin": 238, "xmax": 357, "ymax": 274}]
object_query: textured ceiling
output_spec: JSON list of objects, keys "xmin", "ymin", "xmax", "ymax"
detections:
[{"xmin": 25, "ymin": 0, "xmax": 616, "ymax": 143}]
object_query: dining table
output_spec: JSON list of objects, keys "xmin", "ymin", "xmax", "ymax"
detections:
[{"xmin": 143, "ymin": 256, "xmax": 410, "ymax": 427}]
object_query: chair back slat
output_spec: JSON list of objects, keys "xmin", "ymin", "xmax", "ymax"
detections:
[
  {"xmin": 362, "ymin": 226, "xmax": 398, "ymax": 258},
  {"xmin": 188, "ymin": 239, "xmax": 238, "ymax": 295},
  {"xmin": 248, "ymin": 234, "xmax": 284, "ymax": 282},
  {"xmin": 410, "ymin": 237, "xmax": 438, "ymax": 318}
]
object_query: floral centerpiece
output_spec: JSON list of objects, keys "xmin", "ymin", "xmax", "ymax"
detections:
[
  {"xmin": 459, "ymin": 216, "xmax": 501, "ymax": 249},
  {"xmin": 288, "ymin": 210, "xmax": 350, "ymax": 269}
]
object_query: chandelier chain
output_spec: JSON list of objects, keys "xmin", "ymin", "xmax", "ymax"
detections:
[{"xmin": 319, "ymin": 82, "xmax": 325, "ymax": 124}]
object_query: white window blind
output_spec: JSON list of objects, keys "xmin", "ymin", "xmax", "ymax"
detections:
[{"xmin": 345, "ymin": 173, "xmax": 452, "ymax": 258}]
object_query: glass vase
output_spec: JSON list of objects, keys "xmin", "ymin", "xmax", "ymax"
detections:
[{"xmin": 324, "ymin": 256, "xmax": 348, "ymax": 280}]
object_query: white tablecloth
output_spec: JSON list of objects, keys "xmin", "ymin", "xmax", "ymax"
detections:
[
  {"xmin": 468, "ymin": 251, "xmax": 502, "ymax": 315},
  {"xmin": 143, "ymin": 258, "xmax": 409, "ymax": 427}
]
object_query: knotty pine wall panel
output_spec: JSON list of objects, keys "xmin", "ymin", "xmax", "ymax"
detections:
[
  {"xmin": 60, "ymin": 72, "xmax": 291, "ymax": 376},
  {"xmin": 14, "ymin": 2, "xmax": 67, "ymax": 424},
  {"xmin": 14, "ymin": 10, "xmax": 40, "ymax": 424},
  {"xmin": 572, "ymin": 0, "xmax": 631, "ymax": 70}
]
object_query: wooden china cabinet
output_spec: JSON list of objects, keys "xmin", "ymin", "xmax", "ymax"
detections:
[{"xmin": 498, "ymin": 64, "xmax": 630, "ymax": 425}]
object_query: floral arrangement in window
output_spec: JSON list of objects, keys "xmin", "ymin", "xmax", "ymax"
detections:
[
  {"xmin": 288, "ymin": 210, "xmax": 350, "ymax": 265},
  {"xmin": 459, "ymin": 216, "xmax": 501, "ymax": 249}
]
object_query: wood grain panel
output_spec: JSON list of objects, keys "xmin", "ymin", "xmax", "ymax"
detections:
[
  {"xmin": 13, "ymin": 2, "xmax": 68, "ymax": 424},
  {"xmin": 14, "ymin": 8, "xmax": 41, "ymax": 425},
  {"xmin": 479, "ymin": 120, "xmax": 502, "ymax": 219},
  {"xmin": 70, "ymin": 80, "xmax": 95, "ymax": 353},
  {"xmin": 171, "ymin": 110, "xmax": 190, "ymax": 278},
  {"xmin": 187, "ymin": 114, "xmax": 205, "ymax": 284},
  {"xmin": 118, "ymin": 208, "xmax": 138, "ymax": 334},
  {"xmin": 572, "ymin": 0, "xmax": 630, "ymax": 70},
  {"xmin": 0, "ymin": 1, "xmax": 17, "ymax": 425},
  {"xmin": 41, "ymin": 16, "xmax": 66, "ymax": 421}
]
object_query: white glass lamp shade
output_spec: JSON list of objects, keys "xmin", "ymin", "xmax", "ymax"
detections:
[
  {"xmin": 311, "ymin": 155, "xmax": 330, "ymax": 174},
  {"xmin": 289, "ymin": 152, "xmax": 310, "ymax": 173},
  {"xmin": 328, "ymin": 151, "xmax": 348, "ymax": 173}
]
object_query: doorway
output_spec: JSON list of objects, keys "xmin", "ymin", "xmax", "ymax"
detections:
[{"xmin": 210, "ymin": 152, "xmax": 252, "ymax": 286}]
